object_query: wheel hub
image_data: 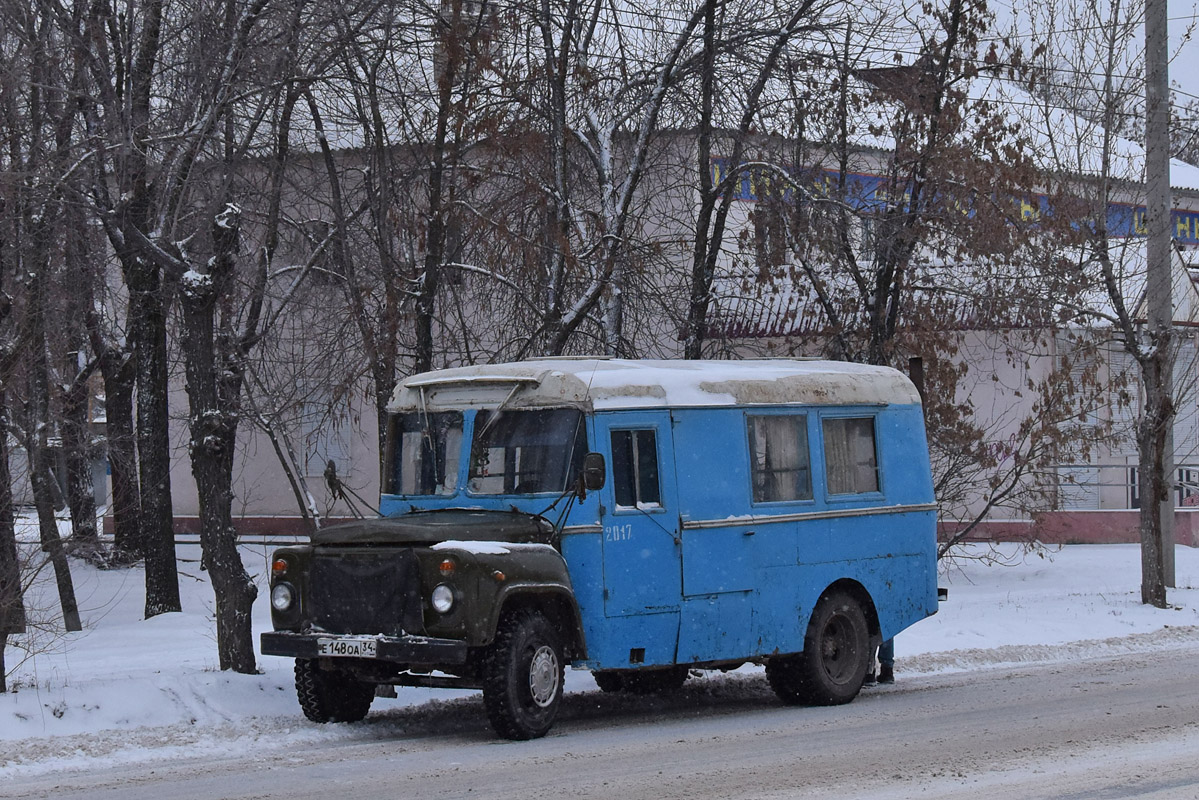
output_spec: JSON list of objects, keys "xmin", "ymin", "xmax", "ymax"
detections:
[
  {"xmin": 528, "ymin": 645, "xmax": 559, "ymax": 707},
  {"xmin": 821, "ymin": 617, "xmax": 853, "ymax": 680}
]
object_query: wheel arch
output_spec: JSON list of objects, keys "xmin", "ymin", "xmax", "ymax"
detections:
[
  {"xmin": 819, "ymin": 578, "xmax": 881, "ymax": 649},
  {"xmin": 492, "ymin": 584, "xmax": 588, "ymax": 660}
]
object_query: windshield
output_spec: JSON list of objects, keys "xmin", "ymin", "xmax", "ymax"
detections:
[
  {"xmin": 468, "ymin": 408, "xmax": 587, "ymax": 495},
  {"xmin": 386, "ymin": 411, "xmax": 463, "ymax": 496}
]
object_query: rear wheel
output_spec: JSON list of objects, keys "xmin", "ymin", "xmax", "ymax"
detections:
[
  {"xmin": 767, "ymin": 589, "xmax": 870, "ymax": 706},
  {"xmin": 294, "ymin": 658, "xmax": 375, "ymax": 723},
  {"xmin": 482, "ymin": 609, "xmax": 564, "ymax": 740}
]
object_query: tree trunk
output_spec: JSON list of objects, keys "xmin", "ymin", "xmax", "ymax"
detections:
[
  {"xmin": 129, "ymin": 262, "xmax": 181, "ymax": 617},
  {"xmin": 61, "ymin": 353, "xmax": 101, "ymax": 555},
  {"xmin": 24, "ymin": 217, "xmax": 82, "ymax": 631},
  {"xmin": 683, "ymin": 0, "xmax": 718, "ymax": 361},
  {"xmin": 0, "ymin": 386, "xmax": 26, "ymax": 649},
  {"xmin": 1138, "ymin": 345, "xmax": 1172, "ymax": 608},
  {"xmin": 96, "ymin": 351, "xmax": 140, "ymax": 559},
  {"xmin": 28, "ymin": 436, "xmax": 82, "ymax": 632},
  {"xmin": 180, "ymin": 206, "xmax": 258, "ymax": 673}
]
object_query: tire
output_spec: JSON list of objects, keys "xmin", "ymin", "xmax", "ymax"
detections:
[
  {"xmin": 294, "ymin": 658, "xmax": 375, "ymax": 723},
  {"xmin": 593, "ymin": 670, "xmax": 625, "ymax": 693},
  {"xmin": 482, "ymin": 609, "xmax": 565, "ymax": 740},
  {"xmin": 767, "ymin": 589, "xmax": 870, "ymax": 706},
  {"xmin": 622, "ymin": 666, "xmax": 689, "ymax": 695}
]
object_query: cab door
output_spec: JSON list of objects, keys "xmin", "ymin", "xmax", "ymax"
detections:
[{"xmin": 594, "ymin": 411, "xmax": 683, "ymax": 618}]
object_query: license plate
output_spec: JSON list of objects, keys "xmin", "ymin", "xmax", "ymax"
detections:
[{"xmin": 316, "ymin": 637, "xmax": 378, "ymax": 658}]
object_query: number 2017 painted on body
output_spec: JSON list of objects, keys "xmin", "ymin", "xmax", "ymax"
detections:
[{"xmin": 604, "ymin": 524, "xmax": 633, "ymax": 542}]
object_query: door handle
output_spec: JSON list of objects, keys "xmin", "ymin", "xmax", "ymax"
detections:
[{"xmin": 743, "ymin": 529, "xmax": 755, "ymax": 536}]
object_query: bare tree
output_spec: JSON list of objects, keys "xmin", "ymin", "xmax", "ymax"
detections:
[
  {"xmin": 681, "ymin": 0, "xmax": 837, "ymax": 358},
  {"xmin": 1017, "ymin": 0, "xmax": 1178, "ymax": 606},
  {"xmin": 73, "ymin": 0, "xmax": 181, "ymax": 616},
  {"xmin": 696, "ymin": 0, "xmax": 1116, "ymax": 556},
  {"xmin": 0, "ymin": 0, "xmax": 86, "ymax": 631},
  {"xmin": 0, "ymin": 206, "xmax": 26, "ymax": 690}
]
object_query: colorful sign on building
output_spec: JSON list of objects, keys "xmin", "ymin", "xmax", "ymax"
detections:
[{"xmin": 712, "ymin": 158, "xmax": 1199, "ymax": 245}]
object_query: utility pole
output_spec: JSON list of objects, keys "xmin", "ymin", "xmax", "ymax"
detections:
[{"xmin": 1145, "ymin": 0, "xmax": 1175, "ymax": 593}]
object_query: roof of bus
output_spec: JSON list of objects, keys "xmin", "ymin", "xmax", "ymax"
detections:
[{"xmin": 388, "ymin": 358, "xmax": 922, "ymax": 412}]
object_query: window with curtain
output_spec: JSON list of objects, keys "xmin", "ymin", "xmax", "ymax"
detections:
[
  {"xmin": 747, "ymin": 415, "xmax": 812, "ymax": 503},
  {"xmin": 823, "ymin": 417, "xmax": 879, "ymax": 495}
]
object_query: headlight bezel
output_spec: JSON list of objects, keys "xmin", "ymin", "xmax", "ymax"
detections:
[
  {"xmin": 430, "ymin": 583, "xmax": 455, "ymax": 614},
  {"xmin": 271, "ymin": 582, "xmax": 296, "ymax": 612}
]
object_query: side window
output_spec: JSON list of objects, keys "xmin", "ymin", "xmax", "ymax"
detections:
[
  {"xmin": 747, "ymin": 415, "xmax": 812, "ymax": 503},
  {"xmin": 388, "ymin": 411, "xmax": 463, "ymax": 496},
  {"xmin": 823, "ymin": 417, "xmax": 879, "ymax": 495},
  {"xmin": 610, "ymin": 429, "xmax": 661, "ymax": 508}
]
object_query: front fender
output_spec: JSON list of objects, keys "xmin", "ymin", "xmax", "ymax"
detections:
[{"xmin": 491, "ymin": 582, "xmax": 587, "ymax": 659}]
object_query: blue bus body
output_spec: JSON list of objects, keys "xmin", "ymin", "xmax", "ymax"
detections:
[{"xmin": 380, "ymin": 359, "xmax": 938, "ymax": 674}]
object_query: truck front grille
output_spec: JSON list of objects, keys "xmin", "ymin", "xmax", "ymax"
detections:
[{"xmin": 309, "ymin": 548, "xmax": 423, "ymax": 636}]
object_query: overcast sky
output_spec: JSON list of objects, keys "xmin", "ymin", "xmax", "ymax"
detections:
[{"xmin": 1171, "ymin": 0, "xmax": 1199, "ymax": 102}]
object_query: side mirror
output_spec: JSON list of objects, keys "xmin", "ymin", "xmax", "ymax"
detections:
[{"xmin": 582, "ymin": 452, "xmax": 606, "ymax": 491}]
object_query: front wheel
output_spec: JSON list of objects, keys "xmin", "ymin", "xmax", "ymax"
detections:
[
  {"xmin": 294, "ymin": 658, "xmax": 375, "ymax": 723},
  {"xmin": 767, "ymin": 589, "xmax": 870, "ymax": 706},
  {"xmin": 482, "ymin": 609, "xmax": 564, "ymax": 740}
]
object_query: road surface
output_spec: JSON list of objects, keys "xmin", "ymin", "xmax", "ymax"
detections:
[{"xmin": 4, "ymin": 648, "xmax": 1199, "ymax": 799}]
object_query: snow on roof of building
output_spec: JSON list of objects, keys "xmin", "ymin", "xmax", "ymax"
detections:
[{"xmin": 971, "ymin": 75, "xmax": 1199, "ymax": 193}]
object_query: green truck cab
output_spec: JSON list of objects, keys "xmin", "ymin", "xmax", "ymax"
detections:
[{"xmin": 260, "ymin": 509, "xmax": 590, "ymax": 739}]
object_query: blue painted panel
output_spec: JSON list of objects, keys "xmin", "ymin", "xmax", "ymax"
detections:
[
  {"xmin": 575, "ymin": 612, "xmax": 680, "ymax": 669},
  {"xmin": 677, "ymin": 593, "xmax": 755, "ymax": 662},
  {"xmin": 750, "ymin": 565, "xmax": 803, "ymax": 654},
  {"xmin": 594, "ymin": 411, "xmax": 683, "ymax": 618},
  {"xmin": 876, "ymin": 405, "xmax": 936, "ymax": 504},
  {"xmin": 681, "ymin": 528, "xmax": 754, "ymax": 594},
  {"xmin": 559, "ymin": 529, "xmax": 605, "ymax": 663},
  {"xmin": 670, "ymin": 408, "xmax": 750, "ymax": 522}
]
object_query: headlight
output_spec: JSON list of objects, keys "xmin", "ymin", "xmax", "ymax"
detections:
[
  {"xmin": 271, "ymin": 582, "xmax": 295, "ymax": 612},
  {"xmin": 431, "ymin": 584, "xmax": 455, "ymax": 614}
]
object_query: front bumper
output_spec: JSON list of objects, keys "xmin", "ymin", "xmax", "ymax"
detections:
[{"xmin": 260, "ymin": 631, "xmax": 469, "ymax": 664}]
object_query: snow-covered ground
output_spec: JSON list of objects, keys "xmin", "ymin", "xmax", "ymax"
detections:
[{"xmin": 3, "ymin": 530, "xmax": 1199, "ymax": 780}]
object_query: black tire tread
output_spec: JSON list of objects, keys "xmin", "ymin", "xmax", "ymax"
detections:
[
  {"xmin": 482, "ymin": 608, "xmax": 564, "ymax": 740},
  {"xmin": 767, "ymin": 589, "xmax": 869, "ymax": 707},
  {"xmin": 294, "ymin": 658, "xmax": 374, "ymax": 723}
]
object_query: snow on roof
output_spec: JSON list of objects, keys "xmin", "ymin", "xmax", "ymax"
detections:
[
  {"xmin": 823, "ymin": 66, "xmax": 1199, "ymax": 195},
  {"xmin": 970, "ymin": 75, "xmax": 1199, "ymax": 193},
  {"xmin": 388, "ymin": 358, "xmax": 921, "ymax": 412}
]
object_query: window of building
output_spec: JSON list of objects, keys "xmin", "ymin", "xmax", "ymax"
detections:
[
  {"xmin": 752, "ymin": 202, "xmax": 788, "ymax": 277},
  {"xmin": 1058, "ymin": 465, "xmax": 1100, "ymax": 510},
  {"xmin": 298, "ymin": 395, "xmax": 352, "ymax": 478},
  {"xmin": 610, "ymin": 429, "xmax": 661, "ymax": 508},
  {"xmin": 823, "ymin": 417, "xmax": 879, "ymax": 495},
  {"xmin": 747, "ymin": 415, "xmax": 812, "ymax": 503}
]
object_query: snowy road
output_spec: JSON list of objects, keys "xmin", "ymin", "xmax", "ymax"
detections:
[{"xmin": 5, "ymin": 646, "xmax": 1199, "ymax": 800}]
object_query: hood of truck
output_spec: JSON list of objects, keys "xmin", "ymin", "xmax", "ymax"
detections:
[{"xmin": 311, "ymin": 509, "xmax": 554, "ymax": 546}]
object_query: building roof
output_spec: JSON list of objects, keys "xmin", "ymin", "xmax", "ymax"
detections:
[{"xmin": 388, "ymin": 358, "xmax": 922, "ymax": 412}]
